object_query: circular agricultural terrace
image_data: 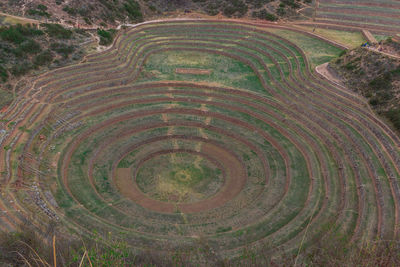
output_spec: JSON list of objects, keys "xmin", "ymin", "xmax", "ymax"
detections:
[{"xmin": 1, "ymin": 20, "xmax": 400, "ymax": 258}]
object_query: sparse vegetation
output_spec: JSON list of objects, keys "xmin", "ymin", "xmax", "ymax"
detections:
[
  {"xmin": 41, "ymin": 23, "xmax": 72, "ymax": 39},
  {"xmin": 27, "ymin": 4, "xmax": 51, "ymax": 18},
  {"xmin": 33, "ymin": 50, "xmax": 54, "ymax": 67},
  {"xmin": 1, "ymin": 224, "xmax": 400, "ymax": 266},
  {"xmin": 330, "ymin": 40, "xmax": 400, "ymax": 131},
  {"xmin": 97, "ymin": 28, "xmax": 116, "ymax": 46},
  {"xmin": 0, "ymin": 22, "xmax": 90, "ymax": 109},
  {"xmin": 252, "ymin": 9, "xmax": 277, "ymax": 21}
]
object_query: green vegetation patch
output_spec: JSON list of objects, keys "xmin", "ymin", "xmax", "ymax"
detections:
[
  {"xmin": 136, "ymin": 152, "xmax": 224, "ymax": 203},
  {"xmin": 298, "ymin": 26, "xmax": 366, "ymax": 48},
  {"xmin": 41, "ymin": 23, "xmax": 72, "ymax": 39},
  {"xmin": 266, "ymin": 28, "xmax": 344, "ymax": 66},
  {"xmin": 0, "ymin": 89, "xmax": 13, "ymax": 108},
  {"xmin": 139, "ymin": 50, "xmax": 266, "ymax": 94},
  {"xmin": 97, "ymin": 29, "xmax": 117, "ymax": 46},
  {"xmin": 27, "ymin": 4, "xmax": 51, "ymax": 18}
]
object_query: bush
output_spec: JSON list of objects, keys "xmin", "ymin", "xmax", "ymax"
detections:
[
  {"xmin": 62, "ymin": 6, "xmax": 77, "ymax": 16},
  {"xmin": 252, "ymin": 9, "xmax": 277, "ymax": 21},
  {"xmin": 369, "ymin": 72, "xmax": 392, "ymax": 91},
  {"xmin": 277, "ymin": 7, "xmax": 286, "ymax": 16},
  {"xmin": 41, "ymin": 23, "xmax": 72, "ymax": 39},
  {"xmin": 37, "ymin": 4, "xmax": 48, "ymax": 11},
  {"xmin": 368, "ymin": 97, "xmax": 379, "ymax": 106},
  {"xmin": 14, "ymin": 24, "xmax": 44, "ymax": 37},
  {"xmin": 384, "ymin": 108, "xmax": 400, "ymax": 131},
  {"xmin": 338, "ymin": 50, "xmax": 346, "ymax": 57},
  {"xmin": 33, "ymin": 50, "xmax": 53, "ymax": 67},
  {"xmin": 0, "ymin": 25, "xmax": 25, "ymax": 44},
  {"xmin": 13, "ymin": 41, "xmax": 42, "ymax": 57},
  {"xmin": 0, "ymin": 65, "xmax": 8, "ymax": 82},
  {"xmin": 282, "ymin": 0, "xmax": 301, "ymax": 9},
  {"xmin": 83, "ymin": 17, "xmax": 92, "ymax": 25},
  {"xmin": 27, "ymin": 4, "xmax": 51, "ymax": 17},
  {"xmin": 223, "ymin": 0, "xmax": 248, "ymax": 17},
  {"xmin": 124, "ymin": 0, "xmax": 143, "ymax": 22},
  {"xmin": 249, "ymin": 0, "xmax": 273, "ymax": 9},
  {"xmin": 10, "ymin": 61, "xmax": 32, "ymax": 76},
  {"xmin": 97, "ymin": 29, "xmax": 116, "ymax": 46},
  {"xmin": 18, "ymin": 39, "xmax": 42, "ymax": 54},
  {"xmin": 50, "ymin": 42, "xmax": 74, "ymax": 57},
  {"xmin": 205, "ymin": 3, "xmax": 220, "ymax": 15}
]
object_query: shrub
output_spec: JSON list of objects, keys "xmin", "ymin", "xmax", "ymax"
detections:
[
  {"xmin": 390, "ymin": 67, "xmax": 400, "ymax": 76},
  {"xmin": 282, "ymin": 0, "xmax": 301, "ymax": 9},
  {"xmin": 33, "ymin": 50, "xmax": 53, "ymax": 67},
  {"xmin": 384, "ymin": 108, "xmax": 400, "ymax": 130},
  {"xmin": 18, "ymin": 39, "xmax": 42, "ymax": 54},
  {"xmin": 369, "ymin": 72, "xmax": 392, "ymax": 91},
  {"xmin": 252, "ymin": 9, "xmax": 277, "ymax": 21},
  {"xmin": 124, "ymin": 0, "xmax": 143, "ymax": 22},
  {"xmin": 78, "ymin": 7, "xmax": 90, "ymax": 17},
  {"xmin": 277, "ymin": 7, "xmax": 286, "ymax": 16},
  {"xmin": 37, "ymin": 4, "xmax": 48, "ymax": 11},
  {"xmin": 368, "ymin": 97, "xmax": 379, "ymax": 106},
  {"xmin": 249, "ymin": 0, "xmax": 273, "ymax": 9},
  {"xmin": 50, "ymin": 42, "xmax": 74, "ymax": 57},
  {"xmin": 97, "ymin": 28, "xmax": 116, "ymax": 46},
  {"xmin": 223, "ymin": 0, "xmax": 248, "ymax": 17},
  {"xmin": 62, "ymin": 6, "xmax": 77, "ymax": 16},
  {"xmin": 10, "ymin": 61, "xmax": 32, "ymax": 76},
  {"xmin": 338, "ymin": 50, "xmax": 346, "ymax": 57},
  {"xmin": 41, "ymin": 23, "xmax": 72, "ymax": 39},
  {"xmin": 205, "ymin": 3, "xmax": 220, "ymax": 16},
  {"xmin": 344, "ymin": 62, "xmax": 356, "ymax": 70},
  {"xmin": 83, "ymin": 17, "xmax": 92, "ymax": 25},
  {"xmin": 15, "ymin": 24, "xmax": 44, "ymax": 37},
  {"xmin": 148, "ymin": 5, "xmax": 157, "ymax": 12},
  {"xmin": 27, "ymin": 4, "xmax": 51, "ymax": 17},
  {"xmin": 0, "ymin": 65, "xmax": 8, "ymax": 82},
  {"xmin": 0, "ymin": 25, "xmax": 25, "ymax": 44}
]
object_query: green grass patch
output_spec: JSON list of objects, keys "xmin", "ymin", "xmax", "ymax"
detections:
[{"xmin": 265, "ymin": 28, "xmax": 344, "ymax": 67}]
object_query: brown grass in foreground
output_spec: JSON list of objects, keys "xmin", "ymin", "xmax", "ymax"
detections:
[{"xmin": 0, "ymin": 223, "xmax": 400, "ymax": 266}]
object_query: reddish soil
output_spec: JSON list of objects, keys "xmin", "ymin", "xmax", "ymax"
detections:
[
  {"xmin": 114, "ymin": 145, "xmax": 245, "ymax": 214},
  {"xmin": 175, "ymin": 68, "xmax": 212, "ymax": 75}
]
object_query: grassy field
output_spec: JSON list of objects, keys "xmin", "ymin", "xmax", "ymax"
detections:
[
  {"xmin": 315, "ymin": 0, "xmax": 400, "ymax": 34},
  {"xmin": 0, "ymin": 13, "xmax": 37, "ymax": 26},
  {"xmin": 265, "ymin": 28, "xmax": 344, "ymax": 67},
  {"xmin": 296, "ymin": 26, "xmax": 366, "ymax": 48}
]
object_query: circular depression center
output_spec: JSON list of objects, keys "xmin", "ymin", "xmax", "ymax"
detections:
[{"xmin": 135, "ymin": 152, "xmax": 224, "ymax": 203}]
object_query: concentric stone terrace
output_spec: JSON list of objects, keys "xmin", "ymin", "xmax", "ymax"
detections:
[{"xmin": 1, "ymin": 20, "xmax": 400, "ymax": 258}]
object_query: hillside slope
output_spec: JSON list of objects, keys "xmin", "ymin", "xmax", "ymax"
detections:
[
  {"xmin": 0, "ymin": 23, "xmax": 94, "ymax": 109},
  {"xmin": 1, "ymin": 0, "xmax": 311, "ymax": 28},
  {"xmin": 329, "ymin": 39, "xmax": 400, "ymax": 131}
]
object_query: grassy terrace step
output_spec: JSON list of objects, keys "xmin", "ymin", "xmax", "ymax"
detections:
[
  {"xmin": 313, "ymin": 19, "xmax": 400, "ymax": 33},
  {"xmin": 316, "ymin": 0, "xmax": 400, "ymax": 33},
  {"xmin": 319, "ymin": 0, "xmax": 400, "ymax": 8},
  {"xmin": 0, "ymin": 20, "xmax": 399, "ymax": 259},
  {"xmin": 319, "ymin": 6, "xmax": 400, "ymax": 16},
  {"xmin": 318, "ymin": 12, "xmax": 400, "ymax": 26}
]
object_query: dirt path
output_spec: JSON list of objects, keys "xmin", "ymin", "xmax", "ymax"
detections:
[
  {"xmin": 362, "ymin": 29, "xmax": 378, "ymax": 44},
  {"xmin": 315, "ymin": 62, "xmax": 344, "ymax": 87},
  {"xmin": 0, "ymin": 11, "xmax": 38, "ymax": 25},
  {"xmin": 366, "ymin": 47, "xmax": 400, "ymax": 60}
]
